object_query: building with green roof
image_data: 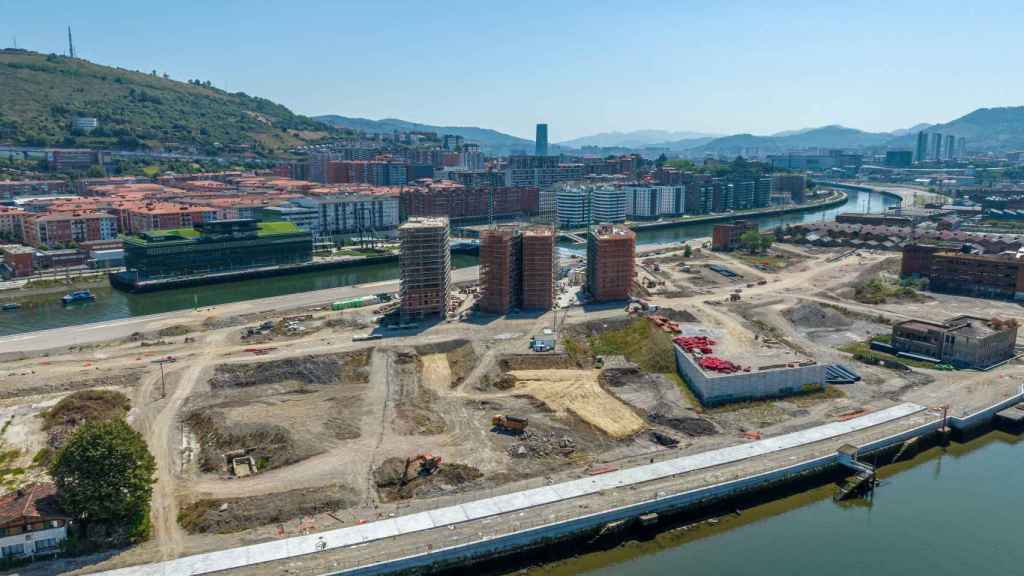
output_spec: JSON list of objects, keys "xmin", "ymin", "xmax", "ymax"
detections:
[{"xmin": 121, "ymin": 219, "xmax": 312, "ymax": 281}]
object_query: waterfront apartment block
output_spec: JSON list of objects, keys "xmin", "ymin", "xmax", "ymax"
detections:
[
  {"xmin": 21, "ymin": 211, "xmax": 117, "ymax": 248},
  {"xmin": 121, "ymin": 219, "xmax": 312, "ymax": 281},
  {"xmin": 623, "ymin": 185, "xmax": 686, "ymax": 219},
  {"xmin": 399, "ymin": 217, "xmax": 451, "ymax": 321},
  {"xmin": 301, "ymin": 191, "xmax": 400, "ymax": 236},
  {"xmin": 586, "ymin": 223, "xmax": 635, "ymax": 302}
]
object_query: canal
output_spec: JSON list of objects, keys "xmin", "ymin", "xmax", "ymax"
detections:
[
  {"xmin": 0, "ymin": 189, "xmax": 898, "ymax": 336},
  {"xmin": 520, "ymin": 429, "xmax": 1023, "ymax": 576}
]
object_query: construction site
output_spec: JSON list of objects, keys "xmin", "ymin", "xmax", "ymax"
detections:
[{"xmin": 2, "ymin": 234, "xmax": 1024, "ymax": 576}]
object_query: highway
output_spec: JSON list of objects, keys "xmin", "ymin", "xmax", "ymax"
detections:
[{"xmin": 0, "ymin": 266, "xmax": 480, "ymax": 355}]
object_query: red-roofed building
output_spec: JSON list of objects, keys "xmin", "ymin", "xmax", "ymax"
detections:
[
  {"xmin": 22, "ymin": 211, "xmax": 118, "ymax": 248},
  {"xmin": 126, "ymin": 203, "xmax": 217, "ymax": 234},
  {"xmin": 0, "ymin": 483, "xmax": 70, "ymax": 560},
  {"xmin": 0, "ymin": 207, "xmax": 28, "ymax": 241}
]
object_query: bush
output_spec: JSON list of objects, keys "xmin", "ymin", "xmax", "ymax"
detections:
[{"xmin": 41, "ymin": 390, "xmax": 130, "ymax": 431}]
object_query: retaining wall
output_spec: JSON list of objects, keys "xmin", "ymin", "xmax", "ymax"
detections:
[{"xmin": 673, "ymin": 345, "xmax": 826, "ymax": 406}]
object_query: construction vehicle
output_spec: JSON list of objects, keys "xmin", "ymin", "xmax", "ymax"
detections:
[
  {"xmin": 402, "ymin": 453, "xmax": 442, "ymax": 485},
  {"xmin": 492, "ymin": 415, "xmax": 529, "ymax": 433}
]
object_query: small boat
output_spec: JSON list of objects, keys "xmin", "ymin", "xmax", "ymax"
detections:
[
  {"xmin": 1, "ymin": 303, "xmax": 18, "ymax": 311},
  {"xmin": 61, "ymin": 290, "xmax": 95, "ymax": 305}
]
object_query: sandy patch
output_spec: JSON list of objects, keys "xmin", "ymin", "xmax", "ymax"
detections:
[{"xmin": 507, "ymin": 369, "xmax": 646, "ymax": 438}]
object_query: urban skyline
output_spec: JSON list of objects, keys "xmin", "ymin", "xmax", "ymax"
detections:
[{"xmin": 4, "ymin": 1, "xmax": 1024, "ymax": 140}]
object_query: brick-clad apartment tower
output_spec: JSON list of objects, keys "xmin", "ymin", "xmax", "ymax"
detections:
[{"xmin": 586, "ymin": 224, "xmax": 635, "ymax": 302}]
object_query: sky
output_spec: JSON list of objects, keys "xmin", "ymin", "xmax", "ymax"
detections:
[{"xmin": 3, "ymin": 1, "xmax": 1023, "ymax": 142}]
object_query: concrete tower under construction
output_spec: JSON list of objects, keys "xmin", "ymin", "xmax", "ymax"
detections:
[{"xmin": 399, "ymin": 217, "xmax": 450, "ymax": 321}]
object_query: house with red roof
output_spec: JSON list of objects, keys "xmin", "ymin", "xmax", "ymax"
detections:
[{"xmin": 0, "ymin": 483, "xmax": 70, "ymax": 560}]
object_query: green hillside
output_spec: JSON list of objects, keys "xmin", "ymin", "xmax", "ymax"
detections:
[{"xmin": 0, "ymin": 49, "xmax": 338, "ymax": 156}]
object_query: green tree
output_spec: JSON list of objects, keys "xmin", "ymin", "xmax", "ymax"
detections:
[
  {"xmin": 683, "ymin": 244, "xmax": 693, "ymax": 258},
  {"xmin": 739, "ymin": 229, "xmax": 772, "ymax": 254},
  {"xmin": 49, "ymin": 420, "xmax": 156, "ymax": 539},
  {"xmin": 85, "ymin": 165, "xmax": 106, "ymax": 178}
]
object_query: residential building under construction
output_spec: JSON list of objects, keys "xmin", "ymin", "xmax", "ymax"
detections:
[
  {"xmin": 521, "ymin": 226, "xmax": 556, "ymax": 310},
  {"xmin": 479, "ymin": 227, "xmax": 522, "ymax": 314},
  {"xmin": 478, "ymin": 225, "xmax": 555, "ymax": 314},
  {"xmin": 399, "ymin": 217, "xmax": 451, "ymax": 321},
  {"xmin": 586, "ymin": 223, "xmax": 635, "ymax": 302}
]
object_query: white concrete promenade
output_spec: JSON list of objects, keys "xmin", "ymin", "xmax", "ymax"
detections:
[{"xmin": 95, "ymin": 403, "xmax": 926, "ymax": 576}]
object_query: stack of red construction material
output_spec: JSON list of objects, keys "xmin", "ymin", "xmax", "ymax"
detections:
[
  {"xmin": 698, "ymin": 356, "xmax": 740, "ymax": 373},
  {"xmin": 649, "ymin": 315, "xmax": 682, "ymax": 334},
  {"xmin": 673, "ymin": 336, "xmax": 716, "ymax": 354}
]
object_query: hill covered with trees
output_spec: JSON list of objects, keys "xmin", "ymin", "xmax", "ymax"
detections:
[{"xmin": 0, "ymin": 49, "xmax": 339, "ymax": 157}]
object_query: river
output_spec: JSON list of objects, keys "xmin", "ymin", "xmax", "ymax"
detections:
[
  {"xmin": 520, "ymin": 429, "xmax": 1023, "ymax": 576},
  {"xmin": 0, "ymin": 189, "xmax": 898, "ymax": 336}
]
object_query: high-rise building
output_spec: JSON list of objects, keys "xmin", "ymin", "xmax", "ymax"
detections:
[
  {"xmin": 885, "ymin": 150, "xmax": 914, "ymax": 168},
  {"xmin": 945, "ymin": 134, "xmax": 956, "ymax": 161},
  {"xmin": 773, "ymin": 173, "xmax": 807, "ymax": 204},
  {"xmin": 915, "ymin": 131, "xmax": 929, "ymax": 163},
  {"xmin": 478, "ymin": 225, "xmax": 556, "ymax": 314},
  {"xmin": 931, "ymin": 133, "xmax": 943, "ymax": 161},
  {"xmin": 478, "ymin": 227, "xmax": 522, "ymax": 315},
  {"xmin": 399, "ymin": 217, "xmax": 450, "ymax": 321},
  {"xmin": 590, "ymin": 186, "xmax": 626, "ymax": 224},
  {"xmin": 957, "ymin": 137, "xmax": 967, "ymax": 159},
  {"xmin": 586, "ymin": 224, "xmax": 635, "ymax": 302},
  {"xmin": 555, "ymin": 185, "xmax": 591, "ymax": 229},
  {"xmin": 535, "ymin": 124, "xmax": 548, "ymax": 156},
  {"xmin": 521, "ymin": 226, "xmax": 555, "ymax": 310}
]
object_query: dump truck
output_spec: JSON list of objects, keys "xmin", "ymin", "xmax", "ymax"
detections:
[{"xmin": 492, "ymin": 415, "xmax": 529, "ymax": 433}]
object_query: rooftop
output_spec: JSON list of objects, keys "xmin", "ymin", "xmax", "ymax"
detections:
[
  {"xmin": 400, "ymin": 216, "xmax": 449, "ymax": 230},
  {"xmin": 0, "ymin": 483, "xmax": 65, "ymax": 524}
]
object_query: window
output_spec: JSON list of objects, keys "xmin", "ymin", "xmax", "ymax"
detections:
[
  {"xmin": 1, "ymin": 543, "xmax": 24, "ymax": 557},
  {"xmin": 34, "ymin": 538, "xmax": 59, "ymax": 552}
]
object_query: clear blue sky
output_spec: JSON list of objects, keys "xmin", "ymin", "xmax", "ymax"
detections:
[{"xmin": 3, "ymin": 1, "xmax": 1022, "ymax": 141}]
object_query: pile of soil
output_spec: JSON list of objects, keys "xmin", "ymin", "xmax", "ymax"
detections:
[
  {"xmin": 785, "ymin": 302, "xmax": 853, "ymax": 329},
  {"xmin": 41, "ymin": 389, "xmax": 131, "ymax": 450},
  {"xmin": 374, "ymin": 458, "xmax": 484, "ymax": 500},
  {"xmin": 209, "ymin": 351, "xmax": 369, "ymax": 389},
  {"xmin": 506, "ymin": 430, "xmax": 578, "ymax": 459},
  {"xmin": 647, "ymin": 413, "xmax": 717, "ymax": 436},
  {"xmin": 178, "ymin": 484, "xmax": 358, "ymax": 534}
]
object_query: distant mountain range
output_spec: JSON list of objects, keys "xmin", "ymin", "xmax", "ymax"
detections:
[
  {"xmin": 314, "ymin": 115, "xmax": 534, "ymax": 154},
  {"xmin": 315, "ymin": 107, "xmax": 1024, "ymax": 157},
  {"xmin": 556, "ymin": 130, "xmax": 719, "ymax": 149}
]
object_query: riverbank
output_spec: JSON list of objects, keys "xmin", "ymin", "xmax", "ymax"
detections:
[
  {"xmin": 86, "ymin": 388, "xmax": 1023, "ymax": 576},
  {"xmin": 521, "ymin": 426, "xmax": 1023, "ymax": 576},
  {"xmin": 563, "ymin": 190, "xmax": 849, "ymax": 235}
]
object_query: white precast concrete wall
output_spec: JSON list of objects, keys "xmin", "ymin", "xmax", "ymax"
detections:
[
  {"xmin": 674, "ymin": 345, "xmax": 826, "ymax": 406},
  {"xmin": 91, "ymin": 404, "xmax": 925, "ymax": 576}
]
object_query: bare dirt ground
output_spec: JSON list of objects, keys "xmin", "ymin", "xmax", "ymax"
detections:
[{"xmin": 6, "ymin": 243, "xmax": 1024, "ymax": 576}]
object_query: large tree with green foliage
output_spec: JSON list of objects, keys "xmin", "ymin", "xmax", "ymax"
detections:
[
  {"xmin": 49, "ymin": 419, "xmax": 156, "ymax": 538},
  {"xmin": 738, "ymin": 229, "xmax": 773, "ymax": 254}
]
